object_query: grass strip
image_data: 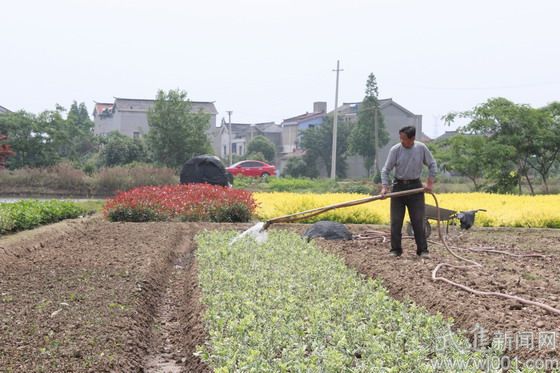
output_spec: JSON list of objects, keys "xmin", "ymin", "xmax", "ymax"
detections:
[
  {"xmin": 0, "ymin": 200, "xmax": 90, "ymax": 234},
  {"xmin": 195, "ymin": 230, "xmax": 509, "ymax": 372}
]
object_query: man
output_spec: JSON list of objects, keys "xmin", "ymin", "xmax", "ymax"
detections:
[{"xmin": 380, "ymin": 126, "xmax": 437, "ymax": 258}]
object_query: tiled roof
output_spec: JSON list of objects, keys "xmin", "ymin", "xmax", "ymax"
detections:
[
  {"xmin": 281, "ymin": 111, "xmax": 325, "ymax": 125},
  {"xmin": 93, "ymin": 102, "xmax": 113, "ymax": 115}
]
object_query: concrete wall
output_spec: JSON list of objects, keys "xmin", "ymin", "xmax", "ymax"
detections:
[{"xmin": 345, "ymin": 104, "xmax": 422, "ymax": 179}]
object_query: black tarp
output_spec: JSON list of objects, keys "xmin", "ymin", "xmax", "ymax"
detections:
[
  {"xmin": 302, "ymin": 221, "xmax": 353, "ymax": 242},
  {"xmin": 180, "ymin": 155, "xmax": 231, "ymax": 187}
]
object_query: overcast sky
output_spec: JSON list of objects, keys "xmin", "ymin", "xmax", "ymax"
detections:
[{"xmin": 2, "ymin": 0, "xmax": 559, "ymax": 138}]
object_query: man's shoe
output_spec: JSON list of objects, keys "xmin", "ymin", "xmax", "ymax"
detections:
[
  {"xmin": 418, "ymin": 251, "xmax": 430, "ymax": 259},
  {"xmin": 389, "ymin": 250, "xmax": 402, "ymax": 257}
]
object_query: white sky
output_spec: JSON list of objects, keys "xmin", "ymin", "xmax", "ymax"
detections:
[{"xmin": 1, "ymin": 0, "xmax": 559, "ymax": 138}]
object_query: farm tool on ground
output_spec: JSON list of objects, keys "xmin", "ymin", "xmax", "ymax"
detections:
[{"xmin": 406, "ymin": 204, "xmax": 487, "ymax": 238}]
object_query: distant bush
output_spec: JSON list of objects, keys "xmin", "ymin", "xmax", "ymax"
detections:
[
  {"xmin": 88, "ymin": 164, "xmax": 178, "ymax": 195},
  {"xmin": 334, "ymin": 180, "xmax": 372, "ymax": 195},
  {"xmin": 0, "ymin": 163, "xmax": 178, "ymax": 197},
  {"xmin": 104, "ymin": 184, "xmax": 256, "ymax": 222},
  {"xmin": 0, "ymin": 163, "xmax": 89, "ymax": 192},
  {"xmin": 91, "ymin": 167, "xmax": 132, "ymax": 195},
  {"xmin": 282, "ymin": 156, "xmax": 309, "ymax": 177}
]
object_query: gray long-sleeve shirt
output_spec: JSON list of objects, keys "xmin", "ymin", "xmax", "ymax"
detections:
[{"xmin": 381, "ymin": 141, "xmax": 437, "ymax": 186}]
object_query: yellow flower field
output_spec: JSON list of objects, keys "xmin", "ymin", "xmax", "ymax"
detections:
[{"xmin": 254, "ymin": 192, "xmax": 560, "ymax": 228}]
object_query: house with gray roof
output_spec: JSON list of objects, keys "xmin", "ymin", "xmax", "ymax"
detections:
[
  {"xmin": 333, "ymin": 98, "xmax": 424, "ymax": 177},
  {"xmin": 0, "ymin": 105, "xmax": 11, "ymax": 114},
  {"xmin": 93, "ymin": 97, "xmax": 220, "ymax": 154},
  {"xmin": 278, "ymin": 99, "xmax": 424, "ymax": 178}
]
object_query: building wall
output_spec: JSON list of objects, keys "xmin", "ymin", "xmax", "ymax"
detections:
[
  {"xmin": 94, "ymin": 101, "xmax": 218, "ymax": 154},
  {"xmin": 297, "ymin": 116, "xmax": 324, "ymax": 131},
  {"xmin": 118, "ymin": 111, "xmax": 150, "ymax": 137},
  {"xmin": 345, "ymin": 104, "xmax": 422, "ymax": 179},
  {"xmin": 281, "ymin": 125, "xmax": 298, "ymax": 153},
  {"xmin": 93, "ymin": 115, "xmax": 117, "ymax": 136}
]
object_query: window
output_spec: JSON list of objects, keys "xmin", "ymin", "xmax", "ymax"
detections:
[
  {"xmin": 133, "ymin": 132, "xmax": 140, "ymax": 139},
  {"xmin": 232, "ymin": 143, "xmax": 237, "ymax": 154}
]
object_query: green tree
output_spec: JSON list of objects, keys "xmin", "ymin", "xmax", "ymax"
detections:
[
  {"xmin": 99, "ymin": 132, "xmax": 148, "ymax": 167},
  {"xmin": 282, "ymin": 156, "xmax": 318, "ymax": 178},
  {"xmin": 0, "ymin": 102, "xmax": 97, "ymax": 169},
  {"xmin": 300, "ymin": 115, "xmax": 350, "ymax": 178},
  {"xmin": 444, "ymin": 98, "xmax": 552, "ymax": 195},
  {"xmin": 66, "ymin": 101, "xmax": 96, "ymax": 161},
  {"xmin": 0, "ymin": 111, "xmax": 58, "ymax": 168},
  {"xmin": 243, "ymin": 151, "xmax": 266, "ymax": 162},
  {"xmin": 430, "ymin": 135, "xmax": 488, "ymax": 190},
  {"xmin": 526, "ymin": 102, "xmax": 560, "ymax": 193},
  {"xmin": 348, "ymin": 73, "xmax": 389, "ymax": 177},
  {"xmin": 146, "ymin": 89, "xmax": 212, "ymax": 169},
  {"xmin": 246, "ymin": 135, "xmax": 276, "ymax": 163}
]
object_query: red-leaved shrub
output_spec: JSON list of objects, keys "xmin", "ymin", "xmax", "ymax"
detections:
[{"xmin": 103, "ymin": 184, "xmax": 257, "ymax": 222}]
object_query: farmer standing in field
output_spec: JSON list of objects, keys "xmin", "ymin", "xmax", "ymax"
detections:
[{"xmin": 380, "ymin": 125, "xmax": 437, "ymax": 258}]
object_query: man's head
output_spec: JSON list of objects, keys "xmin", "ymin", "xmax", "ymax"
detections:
[{"xmin": 399, "ymin": 126, "xmax": 416, "ymax": 148}]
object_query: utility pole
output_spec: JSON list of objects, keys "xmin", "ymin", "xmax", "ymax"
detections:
[
  {"xmin": 226, "ymin": 110, "xmax": 233, "ymax": 166},
  {"xmin": 330, "ymin": 60, "xmax": 343, "ymax": 180},
  {"xmin": 374, "ymin": 106, "xmax": 379, "ymax": 178}
]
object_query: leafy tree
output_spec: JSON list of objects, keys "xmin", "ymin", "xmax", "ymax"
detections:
[
  {"xmin": 0, "ymin": 102, "xmax": 97, "ymax": 169},
  {"xmin": 243, "ymin": 151, "xmax": 266, "ymax": 162},
  {"xmin": 65, "ymin": 101, "xmax": 96, "ymax": 160},
  {"xmin": 526, "ymin": 102, "xmax": 560, "ymax": 193},
  {"xmin": 444, "ymin": 98, "xmax": 552, "ymax": 195},
  {"xmin": 0, "ymin": 134, "xmax": 16, "ymax": 169},
  {"xmin": 429, "ymin": 135, "xmax": 488, "ymax": 190},
  {"xmin": 37, "ymin": 106, "xmax": 70, "ymax": 161},
  {"xmin": 300, "ymin": 115, "xmax": 350, "ymax": 178},
  {"xmin": 0, "ymin": 111, "xmax": 58, "ymax": 168},
  {"xmin": 99, "ymin": 132, "xmax": 148, "ymax": 167},
  {"xmin": 348, "ymin": 73, "xmax": 389, "ymax": 177},
  {"xmin": 146, "ymin": 89, "xmax": 212, "ymax": 169},
  {"xmin": 246, "ymin": 135, "xmax": 276, "ymax": 163},
  {"xmin": 479, "ymin": 141, "xmax": 518, "ymax": 194},
  {"xmin": 282, "ymin": 156, "xmax": 318, "ymax": 178}
]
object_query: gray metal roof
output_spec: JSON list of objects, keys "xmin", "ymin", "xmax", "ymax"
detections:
[{"xmin": 0, "ymin": 105, "xmax": 11, "ymax": 113}]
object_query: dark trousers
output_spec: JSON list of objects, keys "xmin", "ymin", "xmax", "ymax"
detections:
[{"xmin": 390, "ymin": 181, "xmax": 427, "ymax": 254}]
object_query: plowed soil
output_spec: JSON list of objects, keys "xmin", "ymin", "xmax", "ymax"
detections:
[
  {"xmin": 1, "ymin": 217, "xmax": 558, "ymax": 371},
  {"xmin": 315, "ymin": 225, "xmax": 560, "ymax": 365}
]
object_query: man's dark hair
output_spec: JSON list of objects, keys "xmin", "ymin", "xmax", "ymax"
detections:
[{"xmin": 399, "ymin": 126, "xmax": 416, "ymax": 139}]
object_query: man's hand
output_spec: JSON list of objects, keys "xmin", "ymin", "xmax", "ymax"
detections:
[
  {"xmin": 424, "ymin": 178, "xmax": 434, "ymax": 193},
  {"xmin": 380, "ymin": 185, "xmax": 388, "ymax": 199}
]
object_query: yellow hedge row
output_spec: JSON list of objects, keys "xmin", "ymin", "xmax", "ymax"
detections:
[{"xmin": 254, "ymin": 192, "xmax": 560, "ymax": 228}]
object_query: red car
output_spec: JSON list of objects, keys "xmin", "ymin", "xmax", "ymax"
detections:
[{"xmin": 226, "ymin": 160, "xmax": 276, "ymax": 178}]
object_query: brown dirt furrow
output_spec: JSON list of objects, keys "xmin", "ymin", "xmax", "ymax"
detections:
[
  {"xmin": 0, "ymin": 218, "xmax": 189, "ymax": 372},
  {"xmin": 143, "ymin": 223, "xmax": 210, "ymax": 373}
]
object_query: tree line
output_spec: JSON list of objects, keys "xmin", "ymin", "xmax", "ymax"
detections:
[
  {"xmin": 433, "ymin": 98, "xmax": 560, "ymax": 194},
  {"xmin": 2, "ymin": 85, "xmax": 559, "ymax": 195},
  {"xmin": 0, "ymin": 89, "xmax": 277, "ymax": 173}
]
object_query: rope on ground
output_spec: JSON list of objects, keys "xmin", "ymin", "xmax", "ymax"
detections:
[{"xmin": 426, "ymin": 191, "xmax": 560, "ymax": 317}]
